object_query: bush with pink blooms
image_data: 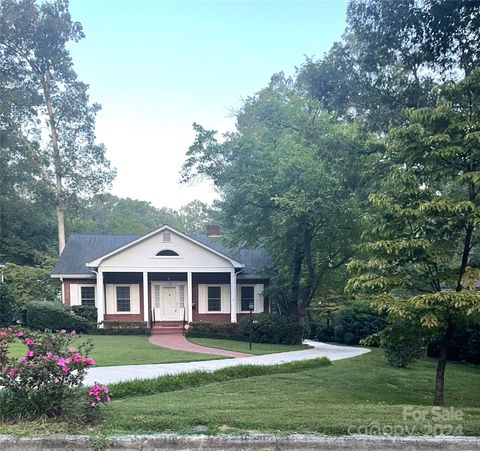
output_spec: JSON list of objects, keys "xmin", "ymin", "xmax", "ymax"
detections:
[
  {"xmin": 84, "ymin": 383, "xmax": 111, "ymax": 422},
  {"xmin": 0, "ymin": 327, "xmax": 110, "ymax": 421}
]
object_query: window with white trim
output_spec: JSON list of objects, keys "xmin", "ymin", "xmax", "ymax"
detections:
[
  {"xmin": 241, "ymin": 286, "xmax": 255, "ymax": 311},
  {"xmin": 116, "ymin": 286, "xmax": 131, "ymax": 312},
  {"xmin": 207, "ymin": 286, "xmax": 221, "ymax": 312},
  {"xmin": 80, "ymin": 286, "xmax": 95, "ymax": 306}
]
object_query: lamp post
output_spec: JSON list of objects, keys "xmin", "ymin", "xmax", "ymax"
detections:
[{"xmin": 248, "ymin": 301, "xmax": 254, "ymax": 351}]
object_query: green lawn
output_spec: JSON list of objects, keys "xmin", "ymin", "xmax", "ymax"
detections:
[
  {"xmin": 102, "ymin": 349, "xmax": 480, "ymax": 436},
  {"xmin": 2, "ymin": 349, "xmax": 479, "ymax": 436},
  {"xmin": 188, "ymin": 337, "xmax": 311, "ymax": 355},
  {"xmin": 8, "ymin": 335, "xmax": 225, "ymax": 367}
]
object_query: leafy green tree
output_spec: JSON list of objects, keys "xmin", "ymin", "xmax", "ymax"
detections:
[
  {"xmin": 0, "ymin": 0, "xmax": 115, "ymax": 254},
  {"xmin": 67, "ymin": 194, "xmax": 183, "ymax": 235},
  {"xmin": 178, "ymin": 200, "xmax": 217, "ymax": 235},
  {"xmin": 3, "ymin": 262, "xmax": 60, "ymax": 306},
  {"xmin": 347, "ymin": 69, "xmax": 480, "ymax": 406},
  {"xmin": 0, "ymin": 138, "xmax": 57, "ymax": 264},
  {"xmin": 183, "ymin": 75, "xmax": 377, "ymax": 322},
  {"xmin": 66, "ymin": 194, "xmax": 214, "ymax": 236},
  {"xmin": 0, "ymin": 68, "xmax": 57, "ymax": 264},
  {"xmin": 298, "ymin": 0, "xmax": 480, "ymax": 131}
]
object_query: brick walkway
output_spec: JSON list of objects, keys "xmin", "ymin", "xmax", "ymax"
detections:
[{"xmin": 149, "ymin": 334, "xmax": 253, "ymax": 358}]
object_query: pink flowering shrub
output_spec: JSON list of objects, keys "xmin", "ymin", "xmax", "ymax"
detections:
[
  {"xmin": 0, "ymin": 327, "xmax": 109, "ymax": 420},
  {"xmin": 0, "ymin": 327, "xmax": 15, "ymax": 362},
  {"xmin": 84, "ymin": 383, "xmax": 111, "ymax": 422}
]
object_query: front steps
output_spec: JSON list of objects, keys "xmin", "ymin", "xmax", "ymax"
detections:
[{"xmin": 151, "ymin": 321, "xmax": 185, "ymax": 335}]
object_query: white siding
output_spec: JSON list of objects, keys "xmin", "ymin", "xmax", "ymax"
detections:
[
  {"xmin": 99, "ymin": 230, "xmax": 234, "ymax": 272},
  {"xmin": 198, "ymin": 284, "xmax": 231, "ymax": 314},
  {"xmin": 105, "ymin": 284, "xmax": 140, "ymax": 314}
]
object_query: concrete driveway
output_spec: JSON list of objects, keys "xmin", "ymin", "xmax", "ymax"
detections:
[{"xmin": 84, "ymin": 340, "xmax": 369, "ymax": 385}]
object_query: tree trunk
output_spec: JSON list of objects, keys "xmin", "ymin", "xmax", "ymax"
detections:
[
  {"xmin": 300, "ymin": 225, "xmax": 316, "ymax": 323},
  {"xmin": 290, "ymin": 242, "xmax": 304, "ymax": 317},
  {"xmin": 41, "ymin": 69, "xmax": 65, "ymax": 254},
  {"xmin": 433, "ymin": 323, "xmax": 453, "ymax": 406},
  {"xmin": 55, "ymin": 193, "xmax": 65, "ymax": 255},
  {"xmin": 435, "ymin": 181, "xmax": 476, "ymax": 405},
  {"xmin": 455, "ymin": 222, "xmax": 473, "ymax": 291}
]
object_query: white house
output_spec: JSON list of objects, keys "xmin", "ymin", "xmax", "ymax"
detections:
[{"xmin": 51, "ymin": 225, "xmax": 269, "ymax": 333}]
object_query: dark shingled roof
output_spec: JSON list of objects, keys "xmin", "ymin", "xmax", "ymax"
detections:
[
  {"xmin": 52, "ymin": 233, "xmax": 141, "ymax": 276},
  {"xmin": 52, "ymin": 231, "xmax": 270, "ymax": 278},
  {"xmin": 193, "ymin": 235, "xmax": 271, "ymax": 278}
]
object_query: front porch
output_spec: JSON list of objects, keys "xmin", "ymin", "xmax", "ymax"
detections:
[{"xmin": 92, "ymin": 271, "xmax": 266, "ymax": 330}]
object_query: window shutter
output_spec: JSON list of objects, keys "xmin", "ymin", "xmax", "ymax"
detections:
[
  {"xmin": 254, "ymin": 284, "xmax": 264, "ymax": 312},
  {"xmin": 70, "ymin": 284, "xmax": 79, "ymax": 306},
  {"xmin": 131, "ymin": 284, "xmax": 140, "ymax": 314}
]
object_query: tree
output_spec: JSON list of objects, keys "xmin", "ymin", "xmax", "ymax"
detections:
[
  {"xmin": 298, "ymin": 0, "xmax": 480, "ymax": 131},
  {"xmin": 65, "ymin": 194, "xmax": 214, "ymax": 236},
  {"xmin": 66, "ymin": 194, "xmax": 183, "ymax": 235},
  {"xmin": 178, "ymin": 200, "xmax": 216, "ymax": 235},
  {"xmin": 0, "ymin": 283, "xmax": 17, "ymax": 326},
  {"xmin": 182, "ymin": 75, "xmax": 377, "ymax": 322},
  {"xmin": 0, "ymin": 124, "xmax": 57, "ymax": 265},
  {"xmin": 347, "ymin": 69, "xmax": 480, "ymax": 406},
  {"xmin": 0, "ymin": 0, "xmax": 115, "ymax": 254},
  {"xmin": 3, "ymin": 262, "xmax": 60, "ymax": 305}
]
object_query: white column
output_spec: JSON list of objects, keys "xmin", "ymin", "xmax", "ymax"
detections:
[
  {"xmin": 187, "ymin": 271, "xmax": 193, "ymax": 322},
  {"xmin": 96, "ymin": 271, "xmax": 104, "ymax": 326},
  {"xmin": 61, "ymin": 278, "xmax": 65, "ymax": 304},
  {"xmin": 143, "ymin": 271, "xmax": 149, "ymax": 324},
  {"xmin": 230, "ymin": 271, "xmax": 237, "ymax": 323}
]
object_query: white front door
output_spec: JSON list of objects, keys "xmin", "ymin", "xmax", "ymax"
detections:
[{"xmin": 153, "ymin": 284, "xmax": 185, "ymax": 321}]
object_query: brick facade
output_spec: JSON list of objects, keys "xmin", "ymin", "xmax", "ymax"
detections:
[
  {"xmin": 104, "ymin": 314, "xmax": 144, "ymax": 321},
  {"xmin": 63, "ymin": 279, "xmax": 96, "ymax": 306},
  {"xmin": 62, "ymin": 273, "xmax": 269, "ymax": 324}
]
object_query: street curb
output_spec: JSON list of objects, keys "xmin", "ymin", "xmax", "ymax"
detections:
[{"xmin": 0, "ymin": 433, "xmax": 480, "ymax": 450}]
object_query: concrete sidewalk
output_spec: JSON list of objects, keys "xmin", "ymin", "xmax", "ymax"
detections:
[{"xmin": 84, "ymin": 340, "xmax": 369, "ymax": 385}]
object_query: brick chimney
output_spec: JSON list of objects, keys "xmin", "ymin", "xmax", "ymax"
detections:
[{"xmin": 207, "ymin": 225, "xmax": 221, "ymax": 237}]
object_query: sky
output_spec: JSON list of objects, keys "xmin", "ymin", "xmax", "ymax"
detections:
[{"xmin": 68, "ymin": 0, "xmax": 349, "ymax": 209}]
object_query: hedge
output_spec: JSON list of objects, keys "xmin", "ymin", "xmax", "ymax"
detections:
[
  {"xmin": 186, "ymin": 321, "xmax": 239, "ymax": 339},
  {"xmin": 26, "ymin": 301, "xmax": 92, "ymax": 332},
  {"xmin": 94, "ymin": 321, "xmax": 150, "ymax": 335},
  {"xmin": 186, "ymin": 314, "xmax": 304, "ymax": 345},
  {"xmin": 71, "ymin": 305, "xmax": 97, "ymax": 322},
  {"xmin": 313, "ymin": 300, "xmax": 387, "ymax": 345},
  {"xmin": 0, "ymin": 283, "xmax": 17, "ymax": 327},
  {"xmin": 238, "ymin": 313, "xmax": 304, "ymax": 345}
]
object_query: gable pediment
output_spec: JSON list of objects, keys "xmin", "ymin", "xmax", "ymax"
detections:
[{"xmin": 87, "ymin": 226, "xmax": 243, "ymax": 272}]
